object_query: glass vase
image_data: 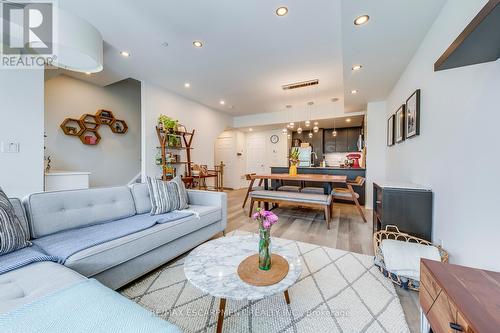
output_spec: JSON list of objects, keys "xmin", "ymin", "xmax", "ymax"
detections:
[{"xmin": 259, "ymin": 226, "xmax": 271, "ymax": 270}]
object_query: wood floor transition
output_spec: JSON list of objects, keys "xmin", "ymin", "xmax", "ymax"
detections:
[{"xmin": 222, "ymin": 188, "xmax": 420, "ymax": 333}]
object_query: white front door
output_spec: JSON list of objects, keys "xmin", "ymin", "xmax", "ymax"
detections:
[
  {"xmin": 246, "ymin": 135, "xmax": 266, "ymax": 175},
  {"xmin": 215, "ymin": 134, "xmax": 236, "ymax": 189}
]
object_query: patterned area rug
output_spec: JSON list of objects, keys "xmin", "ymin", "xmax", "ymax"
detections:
[{"xmin": 121, "ymin": 231, "xmax": 410, "ymax": 333}]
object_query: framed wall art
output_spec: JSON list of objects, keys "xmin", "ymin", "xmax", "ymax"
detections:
[
  {"xmin": 387, "ymin": 115, "xmax": 395, "ymax": 146},
  {"xmin": 395, "ymin": 105, "xmax": 405, "ymax": 143},
  {"xmin": 405, "ymin": 89, "xmax": 421, "ymax": 139}
]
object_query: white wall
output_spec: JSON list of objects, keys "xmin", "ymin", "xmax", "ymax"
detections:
[
  {"xmin": 141, "ymin": 82, "xmax": 232, "ymax": 180},
  {"xmin": 385, "ymin": 0, "xmax": 500, "ymax": 270},
  {"xmin": 45, "ymin": 75, "xmax": 141, "ymax": 187},
  {"xmin": 0, "ymin": 69, "xmax": 44, "ymax": 198},
  {"xmin": 246, "ymin": 129, "xmax": 288, "ymax": 172},
  {"xmin": 365, "ymin": 101, "xmax": 387, "ymax": 209}
]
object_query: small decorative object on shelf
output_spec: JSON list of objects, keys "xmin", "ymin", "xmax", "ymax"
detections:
[
  {"xmin": 289, "ymin": 148, "xmax": 300, "ymax": 176},
  {"xmin": 252, "ymin": 208, "xmax": 279, "ymax": 270},
  {"xmin": 111, "ymin": 119, "xmax": 128, "ymax": 134},
  {"xmin": 96, "ymin": 109, "xmax": 115, "ymax": 125}
]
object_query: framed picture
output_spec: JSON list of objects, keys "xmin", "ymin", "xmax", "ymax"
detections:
[
  {"xmin": 395, "ymin": 105, "xmax": 405, "ymax": 143},
  {"xmin": 387, "ymin": 115, "xmax": 395, "ymax": 146},
  {"xmin": 405, "ymin": 89, "xmax": 421, "ymax": 139}
]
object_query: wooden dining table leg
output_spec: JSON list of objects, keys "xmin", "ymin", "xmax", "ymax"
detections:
[
  {"xmin": 263, "ymin": 179, "xmax": 270, "ymax": 210},
  {"xmin": 242, "ymin": 179, "xmax": 255, "ymax": 208},
  {"xmin": 348, "ymin": 184, "xmax": 367, "ymax": 223},
  {"xmin": 284, "ymin": 290, "xmax": 291, "ymax": 304},
  {"xmin": 217, "ymin": 298, "xmax": 226, "ymax": 333}
]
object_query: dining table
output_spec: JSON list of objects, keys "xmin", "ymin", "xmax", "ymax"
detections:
[{"xmin": 248, "ymin": 173, "xmax": 365, "ymax": 222}]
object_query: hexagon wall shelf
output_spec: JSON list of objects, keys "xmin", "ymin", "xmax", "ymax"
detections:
[
  {"xmin": 60, "ymin": 118, "xmax": 84, "ymax": 136},
  {"xmin": 111, "ymin": 119, "xmax": 128, "ymax": 134},
  {"xmin": 60, "ymin": 110, "xmax": 128, "ymax": 145}
]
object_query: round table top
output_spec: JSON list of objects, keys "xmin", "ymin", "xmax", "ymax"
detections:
[{"xmin": 184, "ymin": 234, "xmax": 302, "ymax": 301}]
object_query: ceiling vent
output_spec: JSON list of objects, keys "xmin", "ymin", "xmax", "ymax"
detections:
[{"xmin": 282, "ymin": 79, "xmax": 319, "ymax": 90}]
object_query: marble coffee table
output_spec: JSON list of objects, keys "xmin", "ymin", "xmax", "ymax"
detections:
[{"xmin": 184, "ymin": 234, "xmax": 302, "ymax": 333}]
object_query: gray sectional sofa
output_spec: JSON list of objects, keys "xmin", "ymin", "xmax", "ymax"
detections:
[{"xmin": 0, "ymin": 183, "xmax": 227, "ymax": 330}]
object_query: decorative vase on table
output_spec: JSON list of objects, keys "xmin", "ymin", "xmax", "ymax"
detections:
[
  {"xmin": 289, "ymin": 148, "xmax": 300, "ymax": 176},
  {"xmin": 252, "ymin": 208, "xmax": 279, "ymax": 270}
]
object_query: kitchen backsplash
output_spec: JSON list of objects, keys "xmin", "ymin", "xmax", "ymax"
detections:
[{"xmin": 324, "ymin": 153, "xmax": 350, "ymax": 167}]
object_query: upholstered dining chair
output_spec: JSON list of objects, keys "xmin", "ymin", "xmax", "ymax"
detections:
[
  {"xmin": 242, "ymin": 173, "xmax": 264, "ymax": 208},
  {"xmin": 332, "ymin": 176, "xmax": 367, "ymax": 223}
]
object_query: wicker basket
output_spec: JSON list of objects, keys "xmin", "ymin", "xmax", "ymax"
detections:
[{"xmin": 373, "ymin": 225, "xmax": 448, "ymax": 291}]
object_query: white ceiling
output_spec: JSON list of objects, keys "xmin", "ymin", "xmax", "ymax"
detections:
[{"xmin": 59, "ymin": 0, "xmax": 445, "ymax": 116}]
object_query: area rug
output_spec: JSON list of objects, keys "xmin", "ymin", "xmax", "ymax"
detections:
[{"xmin": 121, "ymin": 231, "xmax": 410, "ymax": 333}]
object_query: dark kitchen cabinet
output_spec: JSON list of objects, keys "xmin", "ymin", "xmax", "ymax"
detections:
[
  {"xmin": 373, "ymin": 182, "xmax": 433, "ymax": 240},
  {"xmin": 311, "ymin": 129, "xmax": 324, "ymax": 163},
  {"xmin": 323, "ymin": 129, "xmax": 336, "ymax": 153},
  {"xmin": 347, "ymin": 128, "xmax": 362, "ymax": 152},
  {"xmin": 334, "ymin": 129, "xmax": 348, "ymax": 152}
]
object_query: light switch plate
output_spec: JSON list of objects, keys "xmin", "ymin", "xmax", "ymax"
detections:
[{"xmin": 1, "ymin": 141, "xmax": 20, "ymax": 153}]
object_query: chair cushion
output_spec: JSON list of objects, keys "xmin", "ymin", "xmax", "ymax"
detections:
[
  {"xmin": 64, "ymin": 205, "xmax": 221, "ymax": 277},
  {"xmin": 250, "ymin": 190, "xmax": 331, "ymax": 204},
  {"xmin": 301, "ymin": 187, "xmax": 325, "ymax": 194},
  {"xmin": 277, "ymin": 186, "xmax": 301, "ymax": 192},
  {"xmin": 25, "ymin": 186, "xmax": 136, "ymax": 238},
  {"xmin": 0, "ymin": 262, "xmax": 85, "ymax": 314},
  {"xmin": 333, "ymin": 188, "xmax": 359, "ymax": 199}
]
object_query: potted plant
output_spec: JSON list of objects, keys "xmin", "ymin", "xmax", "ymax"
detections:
[
  {"xmin": 158, "ymin": 114, "xmax": 179, "ymax": 133},
  {"xmin": 252, "ymin": 208, "xmax": 279, "ymax": 270},
  {"xmin": 289, "ymin": 148, "xmax": 300, "ymax": 176}
]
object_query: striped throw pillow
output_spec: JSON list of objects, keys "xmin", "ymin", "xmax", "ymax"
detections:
[
  {"xmin": 0, "ymin": 187, "xmax": 30, "ymax": 255},
  {"xmin": 146, "ymin": 176, "xmax": 189, "ymax": 215}
]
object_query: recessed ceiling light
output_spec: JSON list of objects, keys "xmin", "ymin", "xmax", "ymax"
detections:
[
  {"xmin": 249, "ymin": 128, "xmax": 253, "ymax": 132},
  {"xmin": 184, "ymin": 82, "xmax": 191, "ymax": 88},
  {"xmin": 352, "ymin": 64, "xmax": 363, "ymax": 71},
  {"xmin": 276, "ymin": 6, "xmax": 288, "ymax": 16},
  {"xmin": 354, "ymin": 15, "xmax": 370, "ymax": 26},
  {"xmin": 314, "ymin": 121, "xmax": 319, "ymax": 126},
  {"xmin": 346, "ymin": 118, "xmax": 352, "ymax": 123},
  {"xmin": 120, "ymin": 51, "xmax": 130, "ymax": 57},
  {"xmin": 305, "ymin": 120, "xmax": 311, "ymax": 127},
  {"xmin": 193, "ymin": 40, "xmax": 203, "ymax": 48},
  {"xmin": 219, "ymin": 100, "xmax": 225, "ymax": 105},
  {"xmin": 351, "ymin": 89, "xmax": 359, "ymax": 94},
  {"xmin": 331, "ymin": 97, "xmax": 339, "ymax": 102},
  {"xmin": 85, "ymin": 72, "xmax": 91, "ymax": 75}
]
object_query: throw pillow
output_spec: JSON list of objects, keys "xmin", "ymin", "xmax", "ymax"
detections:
[
  {"xmin": 0, "ymin": 187, "xmax": 30, "ymax": 255},
  {"xmin": 146, "ymin": 176, "xmax": 189, "ymax": 215}
]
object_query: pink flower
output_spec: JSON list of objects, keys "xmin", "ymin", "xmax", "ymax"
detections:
[
  {"xmin": 262, "ymin": 220, "xmax": 271, "ymax": 229},
  {"xmin": 252, "ymin": 212, "xmax": 260, "ymax": 220}
]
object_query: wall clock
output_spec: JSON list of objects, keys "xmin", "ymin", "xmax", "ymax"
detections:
[{"xmin": 270, "ymin": 134, "xmax": 279, "ymax": 144}]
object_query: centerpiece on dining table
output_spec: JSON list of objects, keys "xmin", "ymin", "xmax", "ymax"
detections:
[
  {"xmin": 237, "ymin": 208, "xmax": 290, "ymax": 286},
  {"xmin": 289, "ymin": 148, "xmax": 300, "ymax": 176}
]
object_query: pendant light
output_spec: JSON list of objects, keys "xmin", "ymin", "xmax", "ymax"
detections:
[
  {"xmin": 332, "ymin": 118, "xmax": 337, "ymax": 137},
  {"xmin": 297, "ymin": 121, "xmax": 303, "ymax": 134},
  {"xmin": 313, "ymin": 126, "xmax": 319, "ymax": 133},
  {"xmin": 308, "ymin": 132, "xmax": 313, "ymax": 138}
]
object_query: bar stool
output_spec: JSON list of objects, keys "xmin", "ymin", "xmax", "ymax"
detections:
[
  {"xmin": 333, "ymin": 176, "xmax": 367, "ymax": 223},
  {"xmin": 242, "ymin": 173, "xmax": 264, "ymax": 208}
]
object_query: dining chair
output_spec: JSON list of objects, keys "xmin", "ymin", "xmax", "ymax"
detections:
[
  {"xmin": 242, "ymin": 173, "xmax": 264, "ymax": 208},
  {"xmin": 332, "ymin": 176, "xmax": 367, "ymax": 223}
]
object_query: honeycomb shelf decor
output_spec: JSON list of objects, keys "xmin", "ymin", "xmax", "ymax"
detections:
[
  {"xmin": 60, "ymin": 118, "xmax": 84, "ymax": 136},
  {"xmin": 79, "ymin": 130, "xmax": 101, "ymax": 145},
  {"xmin": 111, "ymin": 119, "xmax": 128, "ymax": 134},
  {"xmin": 60, "ymin": 109, "xmax": 129, "ymax": 145},
  {"xmin": 96, "ymin": 109, "xmax": 115, "ymax": 125}
]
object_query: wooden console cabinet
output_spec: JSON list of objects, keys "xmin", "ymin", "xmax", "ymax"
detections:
[
  {"xmin": 420, "ymin": 259, "xmax": 500, "ymax": 333},
  {"xmin": 373, "ymin": 182, "xmax": 432, "ymax": 240}
]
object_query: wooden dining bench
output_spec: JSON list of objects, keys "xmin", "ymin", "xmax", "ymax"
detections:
[{"xmin": 249, "ymin": 190, "xmax": 333, "ymax": 229}]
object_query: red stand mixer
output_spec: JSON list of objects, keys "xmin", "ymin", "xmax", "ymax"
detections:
[{"xmin": 346, "ymin": 153, "xmax": 362, "ymax": 168}]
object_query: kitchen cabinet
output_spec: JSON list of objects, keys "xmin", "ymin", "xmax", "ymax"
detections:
[
  {"xmin": 347, "ymin": 128, "xmax": 362, "ymax": 152},
  {"xmin": 334, "ymin": 129, "xmax": 348, "ymax": 152}
]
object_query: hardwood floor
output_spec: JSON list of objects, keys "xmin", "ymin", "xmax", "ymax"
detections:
[{"xmin": 224, "ymin": 188, "xmax": 421, "ymax": 333}]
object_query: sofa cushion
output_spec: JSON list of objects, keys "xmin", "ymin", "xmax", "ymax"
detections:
[
  {"xmin": 64, "ymin": 204, "xmax": 221, "ymax": 277},
  {"xmin": 0, "ymin": 189, "xmax": 29, "ymax": 255},
  {"xmin": 25, "ymin": 186, "xmax": 136, "ymax": 238},
  {"xmin": 0, "ymin": 261, "xmax": 85, "ymax": 315},
  {"xmin": 146, "ymin": 176, "xmax": 188, "ymax": 215},
  {"xmin": 8, "ymin": 199, "xmax": 29, "ymax": 240},
  {"xmin": 129, "ymin": 183, "xmax": 151, "ymax": 214}
]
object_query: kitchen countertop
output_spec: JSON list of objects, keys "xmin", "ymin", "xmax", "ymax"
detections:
[{"xmin": 271, "ymin": 166, "xmax": 366, "ymax": 171}]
